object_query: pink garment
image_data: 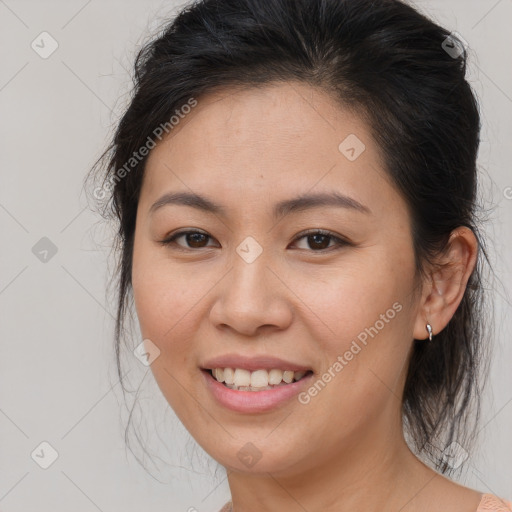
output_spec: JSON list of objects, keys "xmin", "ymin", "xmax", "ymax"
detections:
[
  {"xmin": 218, "ymin": 493, "xmax": 512, "ymax": 511},
  {"xmin": 477, "ymin": 494, "xmax": 512, "ymax": 511}
]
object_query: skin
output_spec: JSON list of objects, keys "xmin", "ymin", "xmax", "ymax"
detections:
[{"xmin": 131, "ymin": 81, "xmax": 481, "ymax": 512}]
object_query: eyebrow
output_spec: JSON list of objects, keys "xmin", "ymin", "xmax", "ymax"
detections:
[{"xmin": 149, "ymin": 190, "xmax": 372, "ymax": 219}]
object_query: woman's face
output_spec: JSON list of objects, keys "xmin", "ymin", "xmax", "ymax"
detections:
[{"xmin": 131, "ymin": 82, "xmax": 427, "ymax": 476}]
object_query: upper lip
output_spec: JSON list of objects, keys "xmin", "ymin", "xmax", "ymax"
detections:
[{"xmin": 201, "ymin": 354, "xmax": 313, "ymax": 372}]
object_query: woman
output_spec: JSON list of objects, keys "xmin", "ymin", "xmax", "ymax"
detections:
[{"xmin": 88, "ymin": 0, "xmax": 511, "ymax": 510}]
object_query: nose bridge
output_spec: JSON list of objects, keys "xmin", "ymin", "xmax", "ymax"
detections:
[
  {"xmin": 227, "ymin": 239, "xmax": 273, "ymax": 309},
  {"xmin": 209, "ymin": 237, "xmax": 292, "ymax": 335}
]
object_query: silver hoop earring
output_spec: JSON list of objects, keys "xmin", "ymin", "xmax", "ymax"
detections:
[{"xmin": 426, "ymin": 323, "xmax": 433, "ymax": 341}]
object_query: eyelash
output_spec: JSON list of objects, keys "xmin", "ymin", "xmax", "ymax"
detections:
[{"xmin": 159, "ymin": 229, "xmax": 351, "ymax": 253}]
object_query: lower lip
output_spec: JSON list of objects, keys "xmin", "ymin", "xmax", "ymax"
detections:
[{"xmin": 201, "ymin": 369, "xmax": 314, "ymax": 413}]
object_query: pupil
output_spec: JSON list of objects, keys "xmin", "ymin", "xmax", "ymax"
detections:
[
  {"xmin": 188, "ymin": 233, "xmax": 207, "ymax": 247},
  {"xmin": 309, "ymin": 234, "xmax": 329, "ymax": 249}
]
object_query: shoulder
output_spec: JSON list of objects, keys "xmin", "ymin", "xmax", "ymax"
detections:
[{"xmin": 476, "ymin": 494, "xmax": 512, "ymax": 512}]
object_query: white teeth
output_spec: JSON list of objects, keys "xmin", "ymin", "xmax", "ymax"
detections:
[
  {"xmin": 223, "ymin": 368, "xmax": 235, "ymax": 385},
  {"xmin": 209, "ymin": 367, "xmax": 309, "ymax": 389},
  {"xmin": 283, "ymin": 370, "xmax": 294, "ymax": 384},
  {"xmin": 233, "ymin": 368, "xmax": 251, "ymax": 387},
  {"xmin": 294, "ymin": 370, "xmax": 306, "ymax": 381},
  {"xmin": 268, "ymin": 369, "xmax": 283, "ymax": 385},
  {"xmin": 250, "ymin": 369, "xmax": 269, "ymax": 388}
]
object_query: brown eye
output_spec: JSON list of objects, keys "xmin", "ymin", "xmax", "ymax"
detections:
[
  {"xmin": 160, "ymin": 230, "xmax": 218, "ymax": 249},
  {"xmin": 306, "ymin": 233, "xmax": 331, "ymax": 250},
  {"xmin": 292, "ymin": 229, "xmax": 350, "ymax": 252},
  {"xmin": 183, "ymin": 232, "xmax": 209, "ymax": 248}
]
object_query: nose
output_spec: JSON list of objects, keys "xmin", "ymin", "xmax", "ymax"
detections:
[{"xmin": 208, "ymin": 251, "xmax": 293, "ymax": 337}]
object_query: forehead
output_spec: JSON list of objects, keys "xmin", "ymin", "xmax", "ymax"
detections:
[{"xmin": 141, "ymin": 82, "xmax": 400, "ymax": 218}]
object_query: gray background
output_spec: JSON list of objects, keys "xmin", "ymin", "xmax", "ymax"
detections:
[{"xmin": 0, "ymin": 0, "xmax": 511, "ymax": 510}]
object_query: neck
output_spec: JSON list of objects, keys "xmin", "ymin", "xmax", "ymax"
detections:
[{"xmin": 225, "ymin": 421, "xmax": 437, "ymax": 512}]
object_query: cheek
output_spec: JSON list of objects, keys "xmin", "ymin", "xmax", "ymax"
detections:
[
  {"xmin": 294, "ymin": 246, "xmax": 416, "ymax": 406},
  {"xmin": 131, "ymin": 249, "xmax": 205, "ymax": 413},
  {"xmin": 295, "ymin": 248, "xmax": 414, "ymax": 348},
  {"xmin": 132, "ymin": 238, "xmax": 197, "ymax": 336},
  {"xmin": 131, "ymin": 243, "xmax": 223, "ymax": 388}
]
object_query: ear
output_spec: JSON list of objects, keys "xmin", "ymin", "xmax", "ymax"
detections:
[{"xmin": 413, "ymin": 226, "xmax": 478, "ymax": 340}]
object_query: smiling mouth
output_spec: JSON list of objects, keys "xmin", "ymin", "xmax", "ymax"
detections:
[{"xmin": 204, "ymin": 368, "xmax": 314, "ymax": 392}]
